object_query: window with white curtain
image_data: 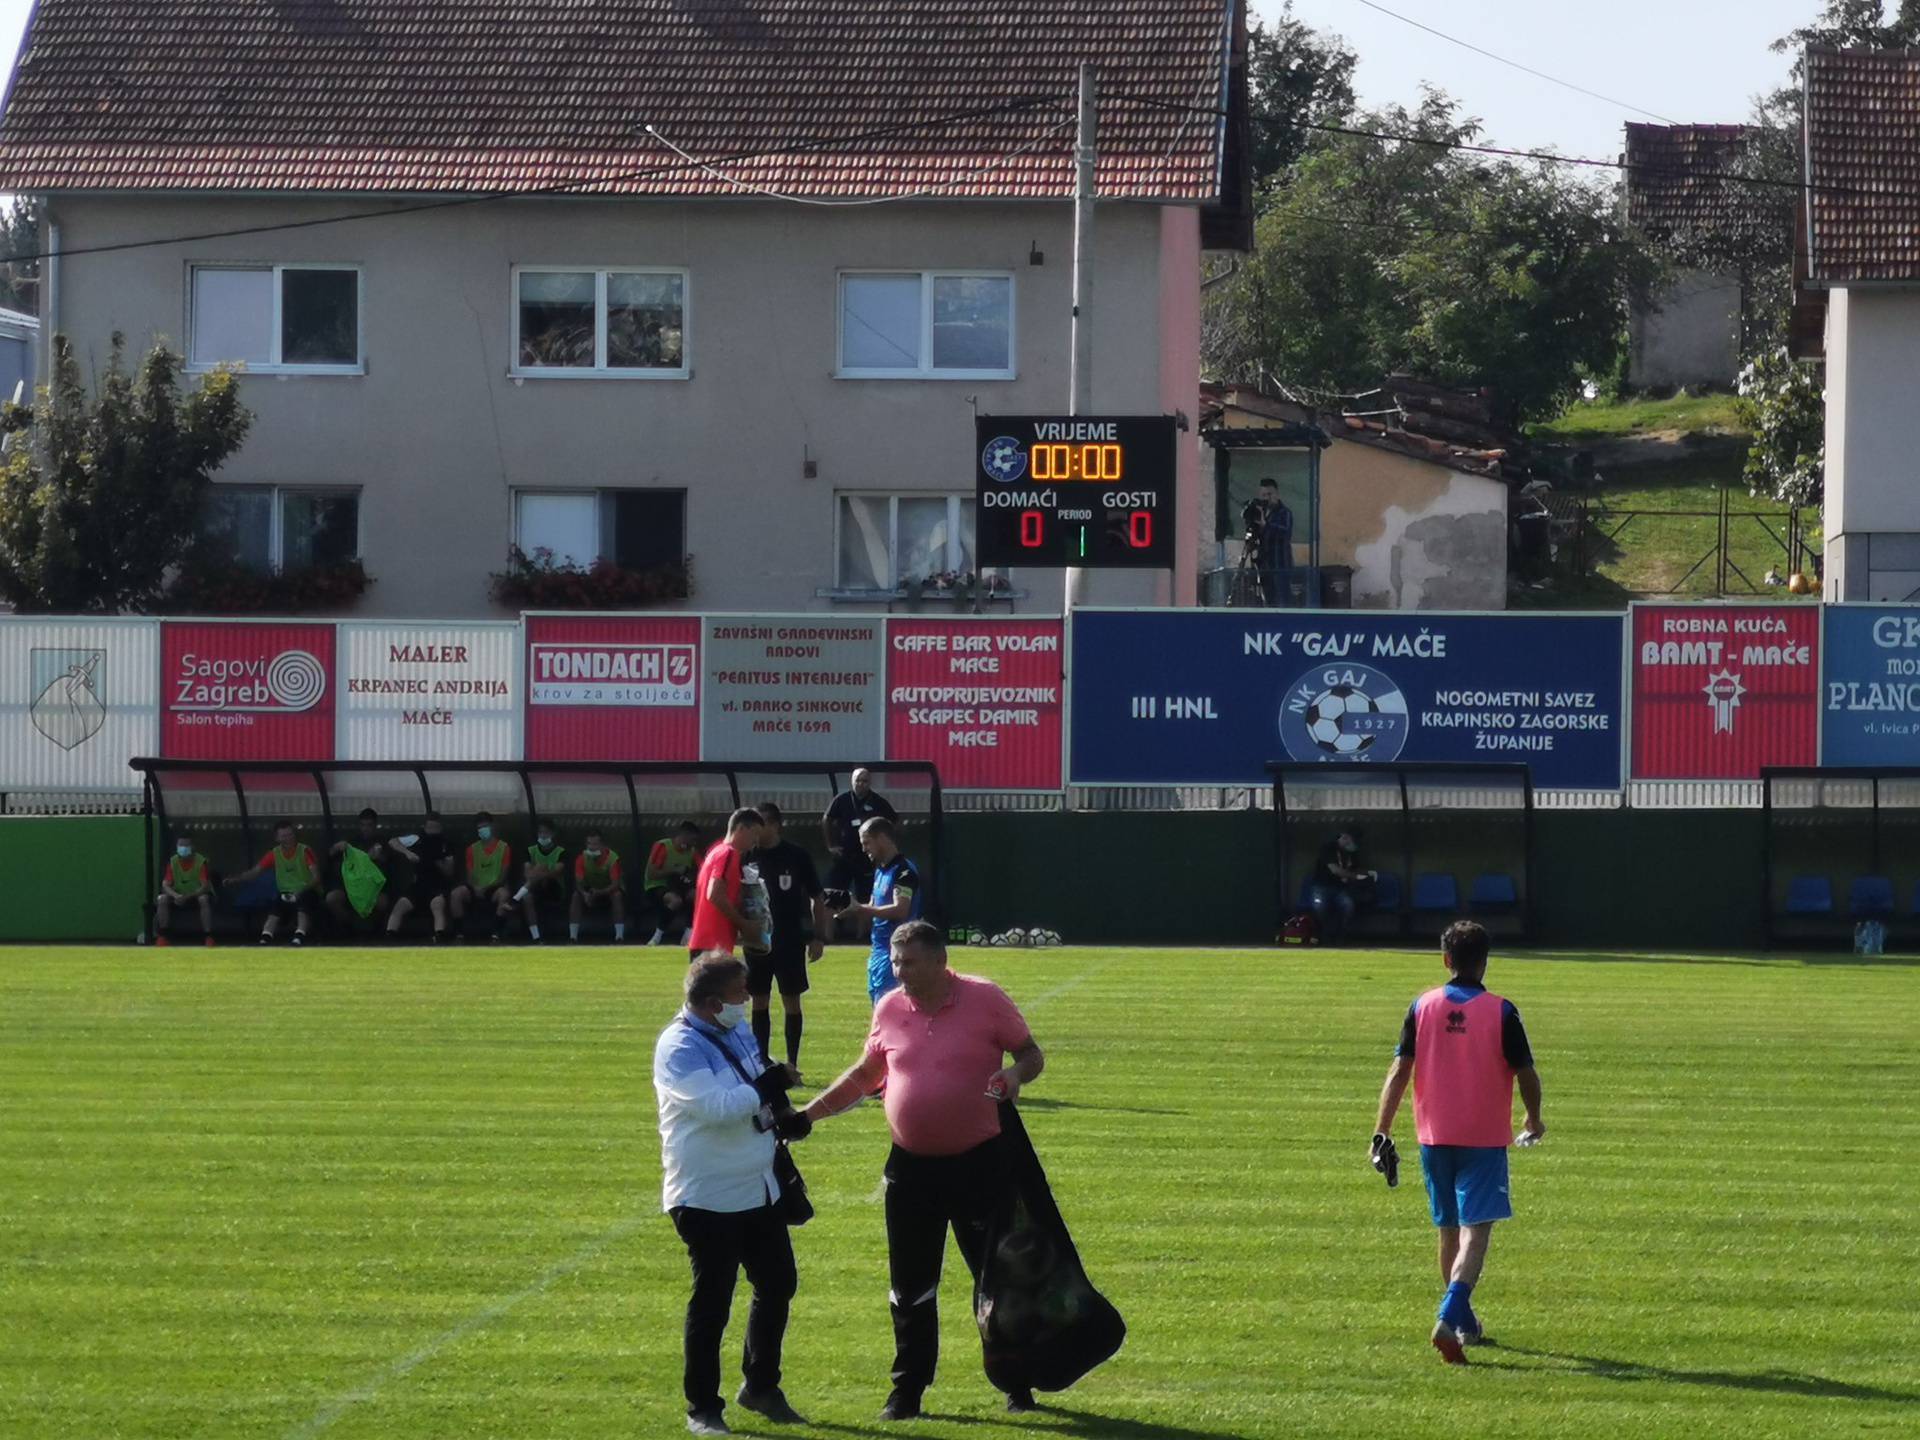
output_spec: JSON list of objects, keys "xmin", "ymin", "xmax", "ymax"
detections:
[
  {"xmin": 835, "ymin": 494, "xmax": 984, "ymax": 589},
  {"xmin": 188, "ymin": 265, "xmax": 362, "ymax": 372},
  {"xmin": 837, "ymin": 271, "xmax": 1013, "ymax": 378},
  {"xmin": 515, "ymin": 490, "xmax": 687, "ymax": 569}
]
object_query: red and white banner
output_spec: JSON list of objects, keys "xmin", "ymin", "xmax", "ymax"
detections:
[
  {"xmin": 885, "ymin": 618, "xmax": 1063, "ymax": 790},
  {"xmin": 1630, "ymin": 604, "xmax": 1820, "ymax": 780},
  {"xmin": 524, "ymin": 614, "xmax": 700, "ymax": 761},
  {"xmin": 161, "ymin": 621, "xmax": 337, "ymax": 760}
]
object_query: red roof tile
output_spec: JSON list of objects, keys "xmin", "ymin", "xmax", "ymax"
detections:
[
  {"xmin": 1804, "ymin": 45, "xmax": 1920, "ymax": 283},
  {"xmin": 0, "ymin": 1, "xmax": 1235, "ymax": 201},
  {"xmin": 1623, "ymin": 123, "xmax": 1749, "ymax": 240}
]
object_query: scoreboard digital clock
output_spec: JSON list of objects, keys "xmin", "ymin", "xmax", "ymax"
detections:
[{"xmin": 975, "ymin": 415, "xmax": 1176, "ymax": 569}]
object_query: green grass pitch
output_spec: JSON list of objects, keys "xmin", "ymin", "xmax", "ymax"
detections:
[{"xmin": 3, "ymin": 944, "xmax": 1917, "ymax": 1439}]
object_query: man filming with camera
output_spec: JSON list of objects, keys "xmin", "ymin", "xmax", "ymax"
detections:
[{"xmin": 1245, "ymin": 477, "xmax": 1295, "ymax": 608}]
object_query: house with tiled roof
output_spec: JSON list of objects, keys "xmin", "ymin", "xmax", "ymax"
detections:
[
  {"xmin": 1621, "ymin": 122, "xmax": 1747, "ymax": 390},
  {"xmin": 1802, "ymin": 45, "xmax": 1920, "ymax": 602},
  {"xmin": 0, "ymin": 0, "xmax": 1250, "ymax": 617}
]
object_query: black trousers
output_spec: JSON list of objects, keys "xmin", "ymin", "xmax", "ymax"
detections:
[
  {"xmin": 671, "ymin": 1203, "xmax": 796, "ymax": 1415},
  {"xmin": 884, "ymin": 1137, "xmax": 1013, "ymax": 1394}
]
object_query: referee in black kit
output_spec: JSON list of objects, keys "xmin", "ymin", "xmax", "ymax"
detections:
[{"xmin": 747, "ymin": 803, "xmax": 829, "ymax": 1069}]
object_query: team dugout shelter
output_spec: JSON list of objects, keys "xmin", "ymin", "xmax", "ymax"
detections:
[
  {"xmin": 130, "ymin": 759, "xmax": 943, "ymax": 940},
  {"xmin": 1270, "ymin": 762, "xmax": 1534, "ymax": 942},
  {"xmin": 1763, "ymin": 767, "xmax": 1920, "ymax": 947}
]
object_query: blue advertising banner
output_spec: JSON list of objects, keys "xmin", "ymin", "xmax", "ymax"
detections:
[
  {"xmin": 1070, "ymin": 610, "xmax": 1626, "ymax": 790},
  {"xmin": 1821, "ymin": 606, "xmax": 1920, "ymax": 765}
]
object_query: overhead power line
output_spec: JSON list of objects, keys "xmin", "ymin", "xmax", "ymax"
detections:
[{"xmin": 1345, "ymin": 0, "xmax": 1682, "ymax": 125}]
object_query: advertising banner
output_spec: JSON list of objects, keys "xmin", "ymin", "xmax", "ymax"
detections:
[
  {"xmin": 338, "ymin": 623, "xmax": 519, "ymax": 761},
  {"xmin": 1821, "ymin": 606, "xmax": 1920, "ymax": 766},
  {"xmin": 702, "ymin": 617, "xmax": 884, "ymax": 761},
  {"xmin": 1070, "ymin": 610, "xmax": 1626, "ymax": 790},
  {"xmin": 0, "ymin": 619, "xmax": 159, "ymax": 791},
  {"xmin": 886, "ymin": 618, "xmax": 1064, "ymax": 790},
  {"xmin": 1630, "ymin": 604, "xmax": 1820, "ymax": 779},
  {"xmin": 161, "ymin": 621, "xmax": 336, "ymax": 760},
  {"xmin": 524, "ymin": 614, "xmax": 700, "ymax": 762}
]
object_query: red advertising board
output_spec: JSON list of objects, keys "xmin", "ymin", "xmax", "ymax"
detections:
[
  {"xmin": 524, "ymin": 614, "xmax": 701, "ymax": 761},
  {"xmin": 1630, "ymin": 604, "xmax": 1819, "ymax": 780},
  {"xmin": 160, "ymin": 621, "xmax": 337, "ymax": 759},
  {"xmin": 885, "ymin": 618, "xmax": 1063, "ymax": 790}
]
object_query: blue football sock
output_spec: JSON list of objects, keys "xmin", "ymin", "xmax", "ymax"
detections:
[{"xmin": 1438, "ymin": 1280, "xmax": 1476, "ymax": 1331}]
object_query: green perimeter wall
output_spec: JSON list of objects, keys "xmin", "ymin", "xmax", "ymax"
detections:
[{"xmin": 0, "ymin": 810, "xmax": 1767, "ymax": 950}]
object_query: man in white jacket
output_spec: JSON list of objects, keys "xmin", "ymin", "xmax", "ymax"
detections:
[{"xmin": 654, "ymin": 953, "xmax": 811, "ymax": 1435}]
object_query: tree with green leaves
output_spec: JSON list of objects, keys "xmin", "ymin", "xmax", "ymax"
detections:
[
  {"xmin": 0, "ymin": 196, "xmax": 42, "ymax": 313},
  {"xmin": 1735, "ymin": 346, "xmax": 1825, "ymax": 508},
  {"xmin": 1247, "ymin": 4, "xmax": 1356, "ymax": 188},
  {"xmin": 0, "ymin": 334, "xmax": 252, "ymax": 613},
  {"xmin": 1204, "ymin": 94, "xmax": 1658, "ymax": 427}
]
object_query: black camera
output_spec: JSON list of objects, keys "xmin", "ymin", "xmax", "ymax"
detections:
[{"xmin": 1241, "ymin": 498, "xmax": 1267, "ymax": 540}]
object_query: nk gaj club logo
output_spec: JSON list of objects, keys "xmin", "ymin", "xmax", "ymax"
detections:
[
  {"xmin": 30, "ymin": 648, "xmax": 107, "ymax": 750},
  {"xmin": 981, "ymin": 435, "xmax": 1029, "ymax": 484},
  {"xmin": 1281, "ymin": 663, "xmax": 1410, "ymax": 763}
]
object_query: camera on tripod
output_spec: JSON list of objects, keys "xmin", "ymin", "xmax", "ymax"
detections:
[{"xmin": 1240, "ymin": 498, "xmax": 1267, "ymax": 541}]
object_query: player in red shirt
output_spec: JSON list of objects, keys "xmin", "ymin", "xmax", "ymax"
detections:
[{"xmin": 688, "ymin": 807, "xmax": 765, "ymax": 959}]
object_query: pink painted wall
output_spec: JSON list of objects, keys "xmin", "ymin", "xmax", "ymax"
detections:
[{"xmin": 1158, "ymin": 205, "xmax": 1202, "ymax": 607}]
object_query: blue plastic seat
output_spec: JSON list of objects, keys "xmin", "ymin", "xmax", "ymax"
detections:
[
  {"xmin": 1785, "ymin": 876, "xmax": 1834, "ymax": 916},
  {"xmin": 1849, "ymin": 876, "xmax": 1895, "ymax": 918},
  {"xmin": 1412, "ymin": 873, "xmax": 1458, "ymax": 912},
  {"xmin": 1470, "ymin": 873, "xmax": 1519, "ymax": 910},
  {"xmin": 1373, "ymin": 871, "xmax": 1403, "ymax": 912}
]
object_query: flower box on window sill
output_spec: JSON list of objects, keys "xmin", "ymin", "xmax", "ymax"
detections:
[
  {"xmin": 817, "ymin": 582, "xmax": 1026, "ymax": 608},
  {"xmin": 489, "ymin": 546, "xmax": 693, "ymax": 610},
  {"xmin": 159, "ymin": 557, "xmax": 374, "ymax": 615}
]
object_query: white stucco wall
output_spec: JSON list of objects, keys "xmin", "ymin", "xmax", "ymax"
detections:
[
  {"xmin": 1628, "ymin": 268, "xmax": 1740, "ymax": 391},
  {"xmin": 44, "ymin": 195, "xmax": 1190, "ymax": 618},
  {"xmin": 1822, "ymin": 286, "xmax": 1920, "ymax": 601}
]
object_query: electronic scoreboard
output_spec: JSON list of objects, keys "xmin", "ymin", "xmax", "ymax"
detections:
[{"xmin": 974, "ymin": 415, "xmax": 1176, "ymax": 569}]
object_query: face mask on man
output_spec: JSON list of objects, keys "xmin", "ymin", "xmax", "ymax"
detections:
[
  {"xmin": 586, "ymin": 845, "xmax": 603, "ymax": 859},
  {"xmin": 715, "ymin": 1000, "xmax": 749, "ymax": 1030},
  {"xmin": 176, "ymin": 843, "xmax": 193, "ymax": 858},
  {"xmin": 537, "ymin": 834, "xmax": 554, "ymax": 848},
  {"xmin": 477, "ymin": 825, "xmax": 493, "ymax": 842}
]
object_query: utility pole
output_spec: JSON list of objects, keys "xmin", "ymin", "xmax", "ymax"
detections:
[{"xmin": 1064, "ymin": 62, "xmax": 1096, "ymax": 614}]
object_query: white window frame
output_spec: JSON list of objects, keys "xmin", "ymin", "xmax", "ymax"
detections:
[
  {"xmin": 186, "ymin": 264, "xmax": 365, "ymax": 375},
  {"xmin": 207, "ymin": 484, "xmax": 363, "ymax": 572},
  {"xmin": 512, "ymin": 488, "xmax": 688, "ymax": 568},
  {"xmin": 835, "ymin": 269, "xmax": 1016, "ymax": 380},
  {"xmin": 833, "ymin": 492, "xmax": 999, "ymax": 591},
  {"xmin": 509, "ymin": 265, "xmax": 692, "ymax": 380}
]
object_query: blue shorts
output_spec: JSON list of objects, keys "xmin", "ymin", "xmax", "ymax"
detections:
[
  {"xmin": 1419, "ymin": 1144, "xmax": 1512, "ymax": 1228},
  {"xmin": 867, "ymin": 952, "xmax": 898, "ymax": 1004}
]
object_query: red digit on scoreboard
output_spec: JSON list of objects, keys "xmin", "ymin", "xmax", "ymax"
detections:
[
  {"xmin": 1129, "ymin": 511, "xmax": 1152, "ymax": 548},
  {"xmin": 1020, "ymin": 510, "xmax": 1045, "ymax": 547}
]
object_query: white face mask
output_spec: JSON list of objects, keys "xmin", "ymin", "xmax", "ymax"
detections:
[
  {"xmin": 477, "ymin": 826, "xmax": 493, "ymax": 841},
  {"xmin": 176, "ymin": 844, "xmax": 193, "ymax": 858},
  {"xmin": 715, "ymin": 1000, "xmax": 749, "ymax": 1030}
]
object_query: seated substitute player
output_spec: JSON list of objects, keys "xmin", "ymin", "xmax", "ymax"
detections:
[
  {"xmin": 745, "ymin": 802, "xmax": 828, "ymax": 1068},
  {"xmin": 1370, "ymin": 920, "xmax": 1545, "ymax": 1365},
  {"xmin": 512, "ymin": 820, "xmax": 568, "ymax": 943},
  {"xmin": 569, "ymin": 831, "xmax": 627, "ymax": 942},
  {"xmin": 386, "ymin": 812, "xmax": 457, "ymax": 943},
  {"xmin": 644, "ymin": 819, "xmax": 703, "ymax": 946},
  {"xmin": 223, "ymin": 821, "xmax": 321, "ymax": 946},
  {"xmin": 1310, "ymin": 830, "xmax": 1377, "ymax": 941},
  {"xmin": 154, "ymin": 833, "xmax": 216, "ymax": 947},
  {"xmin": 450, "ymin": 811, "xmax": 515, "ymax": 942},
  {"xmin": 325, "ymin": 808, "xmax": 393, "ymax": 931},
  {"xmin": 829, "ymin": 816, "xmax": 921, "ymax": 1005}
]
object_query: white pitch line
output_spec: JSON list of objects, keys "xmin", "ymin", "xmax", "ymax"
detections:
[{"xmin": 283, "ymin": 1213, "xmax": 648, "ymax": 1439}]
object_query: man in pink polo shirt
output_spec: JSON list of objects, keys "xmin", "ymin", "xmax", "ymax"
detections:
[
  {"xmin": 804, "ymin": 919, "xmax": 1046, "ymax": 1422},
  {"xmin": 1371, "ymin": 921, "xmax": 1545, "ymax": 1365}
]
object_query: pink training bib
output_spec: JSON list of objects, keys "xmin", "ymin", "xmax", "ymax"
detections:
[{"xmin": 1411, "ymin": 988, "xmax": 1516, "ymax": 1148}]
